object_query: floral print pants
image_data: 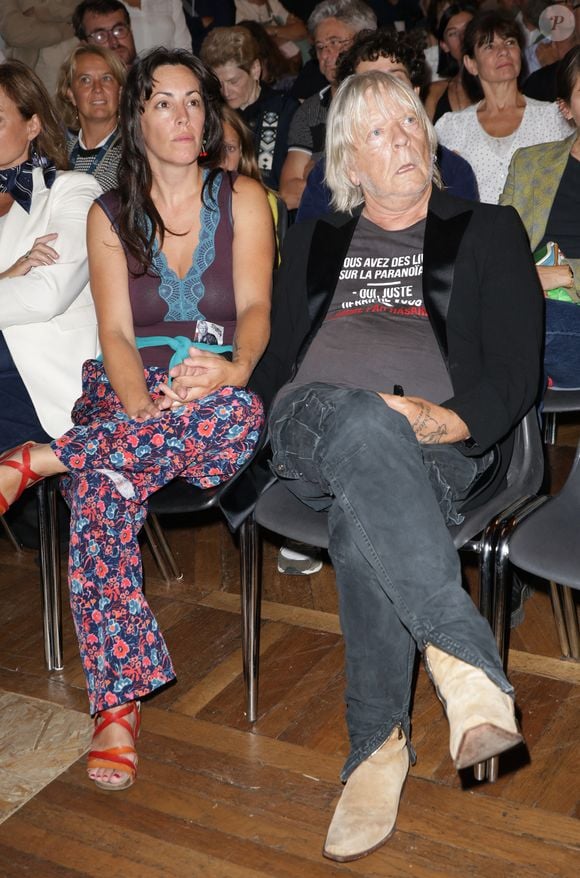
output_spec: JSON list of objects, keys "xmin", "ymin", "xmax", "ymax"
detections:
[{"xmin": 52, "ymin": 361, "xmax": 263, "ymax": 715}]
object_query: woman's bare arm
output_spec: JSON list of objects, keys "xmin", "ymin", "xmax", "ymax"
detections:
[{"xmin": 88, "ymin": 202, "xmax": 161, "ymax": 420}]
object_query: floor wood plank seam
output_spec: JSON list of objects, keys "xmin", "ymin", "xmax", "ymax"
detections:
[{"xmin": 200, "ymin": 591, "xmax": 580, "ymax": 685}]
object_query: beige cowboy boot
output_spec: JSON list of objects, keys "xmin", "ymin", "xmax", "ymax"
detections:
[
  {"xmin": 323, "ymin": 726, "xmax": 409, "ymax": 862},
  {"xmin": 424, "ymin": 644, "xmax": 523, "ymax": 770}
]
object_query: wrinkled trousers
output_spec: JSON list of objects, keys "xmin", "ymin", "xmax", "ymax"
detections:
[{"xmin": 269, "ymin": 383, "xmax": 511, "ymax": 780}]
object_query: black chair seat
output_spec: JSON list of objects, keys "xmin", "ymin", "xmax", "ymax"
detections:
[
  {"xmin": 509, "ymin": 444, "xmax": 580, "ymax": 590},
  {"xmin": 543, "ymin": 388, "xmax": 580, "ymax": 414},
  {"xmin": 148, "ymin": 479, "xmax": 220, "ymax": 515},
  {"xmin": 255, "ymin": 482, "xmax": 329, "ymax": 548}
]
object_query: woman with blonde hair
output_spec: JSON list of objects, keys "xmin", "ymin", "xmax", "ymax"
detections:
[
  {"xmin": 57, "ymin": 44, "xmax": 126, "ymax": 191},
  {"xmin": 201, "ymin": 25, "xmax": 298, "ymax": 190}
]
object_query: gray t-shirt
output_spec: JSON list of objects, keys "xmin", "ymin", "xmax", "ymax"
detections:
[{"xmin": 282, "ymin": 216, "xmax": 453, "ymax": 401}]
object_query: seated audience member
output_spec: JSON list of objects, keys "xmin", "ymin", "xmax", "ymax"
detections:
[
  {"xmin": 425, "ymin": 1, "xmax": 476, "ymax": 122},
  {"xmin": 201, "ymin": 26, "xmax": 299, "ymax": 190},
  {"xmin": 182, "ymin": 1, "xmax": 236, "ymax": 55},
  {"xmin": 297, "ymin": 29, "xmax": 479, "ymax": 222},
  {"xmin": 73, "ymin": 0, "xmax": 137, "ymax": 67},
  {"xmin": 0, "ymin": 0, "xmax": 78, "ymax": 96},
  {"xmin": 279, "ymin": 0, "xmax": 378, "ymax": 209},
  {"xmin": 523, "ymin": 1, "xmax": 579, "ymax": 102},
  {"xmin": 234, "ymin": 0, "xmax": 308, "ymax": 63},
  {"xmin": 122, "ymin": 0, "xmax": 192, "ymax": 54},
  {"xmin": 57, "ymin": 45, "xmax": 126, "ymax": 191},
  {"xmin": 220, "ymin": 103, "xmax": 286, "ymax": 258},
  {"xmin": 435, "ymin": 10, "xmax": 572, "ymax": 202},
  {"xmin": 366, "ymin": 0, "xmax": 423, "ymax": 31},
  {"xmin": 0, "ymin": 49, "xmax": 273, "ymax": 791},
  {"xmin": 238, "ymin": 19, "xmax": 301, "ymax": 88},
  {"xmin": 248, "ymin": 69, "xmax": 542, "ymax": 862},
  {"xmin": 422, "ymin": 0, "xmax": 449, "ymax": 85},
  {"xmin": 501, "ymin": 46, "xmax": 580, "ymax": 387},
  {"xmin": 0, "ymin": 60, "xmax": 101, "ymax": 456},
  {"xmin": 523, "ymin": 0, "xmax": 576, "ymax": 77}
]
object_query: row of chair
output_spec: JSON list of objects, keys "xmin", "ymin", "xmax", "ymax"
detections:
[{"xmin": 6, "ymin": 389, "xmax": 580, "ymax": 783}]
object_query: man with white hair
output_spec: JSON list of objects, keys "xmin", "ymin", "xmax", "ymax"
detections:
[
  {"xmin": 249, "ymin": 72, "xmax": 543, "ymax": 861},
  {"xmin": 279, "ymin": 0, "xmax": 377, "ymax": 208}
]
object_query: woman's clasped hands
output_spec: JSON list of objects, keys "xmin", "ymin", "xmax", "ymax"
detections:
[{"xmin": 157, "ymin": 347, "xmax": 248, "ymax": 410}]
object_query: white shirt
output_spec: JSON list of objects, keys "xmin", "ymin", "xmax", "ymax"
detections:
[
  {"xmin": 424, "ymin": 44, "xmax": 444, "ymax": 83},
  {"xmin": 435, "ymin": 98, "xmax": 573, "ymax": 203},
  {"xmin": 124, "ymin": 0, "xmax": 191, "ymax": 54},
  {"xmin": 234, "ymin": 0, "xmax": 289, "ymax": 25}
]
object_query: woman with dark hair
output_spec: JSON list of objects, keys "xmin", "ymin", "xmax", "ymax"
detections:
[
  {"xmin": 0, "ymin": 48, "xmax": 273, "ymax": 791},
  {"xmin": 425, "ymin": 2, "xmax": 476, "ymax": 122},
  {"xmin": 435, "ymin": 10, "xmax": 571, "ymax": 202},
  {"xmin": 501, "ymin": 46, "xmax": 580, "ymax": 386},
  {"xmin": 0, "ymin": 60, "xmax": 101, "ymax": 457},
  {"xmin": 56, "ymin": 44, "xmax": 126, "ymax": 192}
]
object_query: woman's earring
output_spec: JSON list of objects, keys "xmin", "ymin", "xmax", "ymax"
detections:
[
  {"xmin": 198, "ymin": 139, "xmax": 208, "ymax": 159},
  {"xmin": 30, "ymin": 140, "xmax": 41, "ymax": 166}
]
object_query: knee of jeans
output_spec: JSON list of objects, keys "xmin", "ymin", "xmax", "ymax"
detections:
[{"xmin": 329, "ymin": 388, "xmax": 415, "ymax": 449}]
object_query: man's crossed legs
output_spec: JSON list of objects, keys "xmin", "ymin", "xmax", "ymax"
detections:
[{"xmin": 269, "ymin": 384, "xmax": 523, "ymax": 861}]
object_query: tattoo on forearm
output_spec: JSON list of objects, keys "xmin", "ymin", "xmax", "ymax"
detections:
[{"xmin": 411, "ymin": 403, "xmax": 449, "ymax": 444}]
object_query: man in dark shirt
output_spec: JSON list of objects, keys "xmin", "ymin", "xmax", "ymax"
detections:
[
  {"xmin": 279, "ymin": 0, "xmax": 378, "ymax": 209},
  {"xmin": 247, "ymin": 71, "xmax": 543, "ymax": 862}
]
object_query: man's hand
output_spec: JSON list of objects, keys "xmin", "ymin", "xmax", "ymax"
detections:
[
  {"xmin": 378, "ymin": 393, "xmax": 470, "ymax": 444},
  {"xmin": 537, "ymin": 264, "xmax": 574, "ymax": 292}
]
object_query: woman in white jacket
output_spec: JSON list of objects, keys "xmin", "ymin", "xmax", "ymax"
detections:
[{"xmin": 0, "ymin": 60, "xmax": 101, "ymax": 459}]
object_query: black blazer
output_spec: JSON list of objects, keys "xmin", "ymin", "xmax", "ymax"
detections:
[
  {"xmin": 251, "ymin": 187, "xmax": 543, "ymax": 442},
  {"xmin": 231, "ymin": 188, "xmax": 544, "ymax": 524}
]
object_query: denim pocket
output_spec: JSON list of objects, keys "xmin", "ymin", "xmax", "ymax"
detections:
[
  {"xmin": 269, "ymin": 388, "xmax": 330, "ymax": 482},
  {"xmin": 422, "ymin": 446, "xmax": 493, "ymax": 526}
]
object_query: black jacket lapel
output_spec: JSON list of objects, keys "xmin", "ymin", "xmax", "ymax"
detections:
[{"xmin": 423, "ymin": 199, "xmax": 473, "ymax": 364}]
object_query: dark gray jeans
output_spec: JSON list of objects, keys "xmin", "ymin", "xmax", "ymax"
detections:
[{"xmin": 269, "ymin": 383, "xmax": 512, "ymax": 781}]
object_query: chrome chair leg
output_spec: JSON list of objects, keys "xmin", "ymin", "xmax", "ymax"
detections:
[
  {"xmin": 483, "ymin": 495, "xmax": 549, "ymax": 781},
  {"xmin": 36, "ymin": 479, "xmax": 63, "ymax": 671},
  {"xmin": 239, "ymin": 514, "xmax": 261, "ymax": 723},
  {"xmin": 144, "ymin": 513, "xmax": 183, "ymax": 582},
  {"xmin": 543, "ymin": 412, "xmax": 557, "ymax": 445},
  {"xmin": 472, "ymin": 517, "xmax": 503, "ymax": 781}
]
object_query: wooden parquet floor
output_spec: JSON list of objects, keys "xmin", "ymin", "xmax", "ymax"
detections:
[{"xmin": 0, "ymin": 441, "xmax": 579, "ymax": 876}]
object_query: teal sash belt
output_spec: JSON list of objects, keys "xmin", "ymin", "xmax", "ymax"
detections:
[{"xmin": 98, "ymin": 336, "xmax": 233, "ymax": 386}]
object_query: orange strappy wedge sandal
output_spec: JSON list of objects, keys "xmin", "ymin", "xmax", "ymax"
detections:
[
  {"xmin": 87, "ymin": 701, "xmax": 141, "ymax": 791},
  {"xmin": 0, "ymin": 441, "xmax": 42, "ymax": 515}
]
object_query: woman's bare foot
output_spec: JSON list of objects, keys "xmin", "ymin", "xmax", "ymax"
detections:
[{"xmin": 87, "ymin": 702, "xmax": 140, "ymax": 790}]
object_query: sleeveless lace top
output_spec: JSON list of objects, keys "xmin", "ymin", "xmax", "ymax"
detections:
[{"xmin": 97, "ymin": 171, "xmax": 236, "ymax": 369}]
